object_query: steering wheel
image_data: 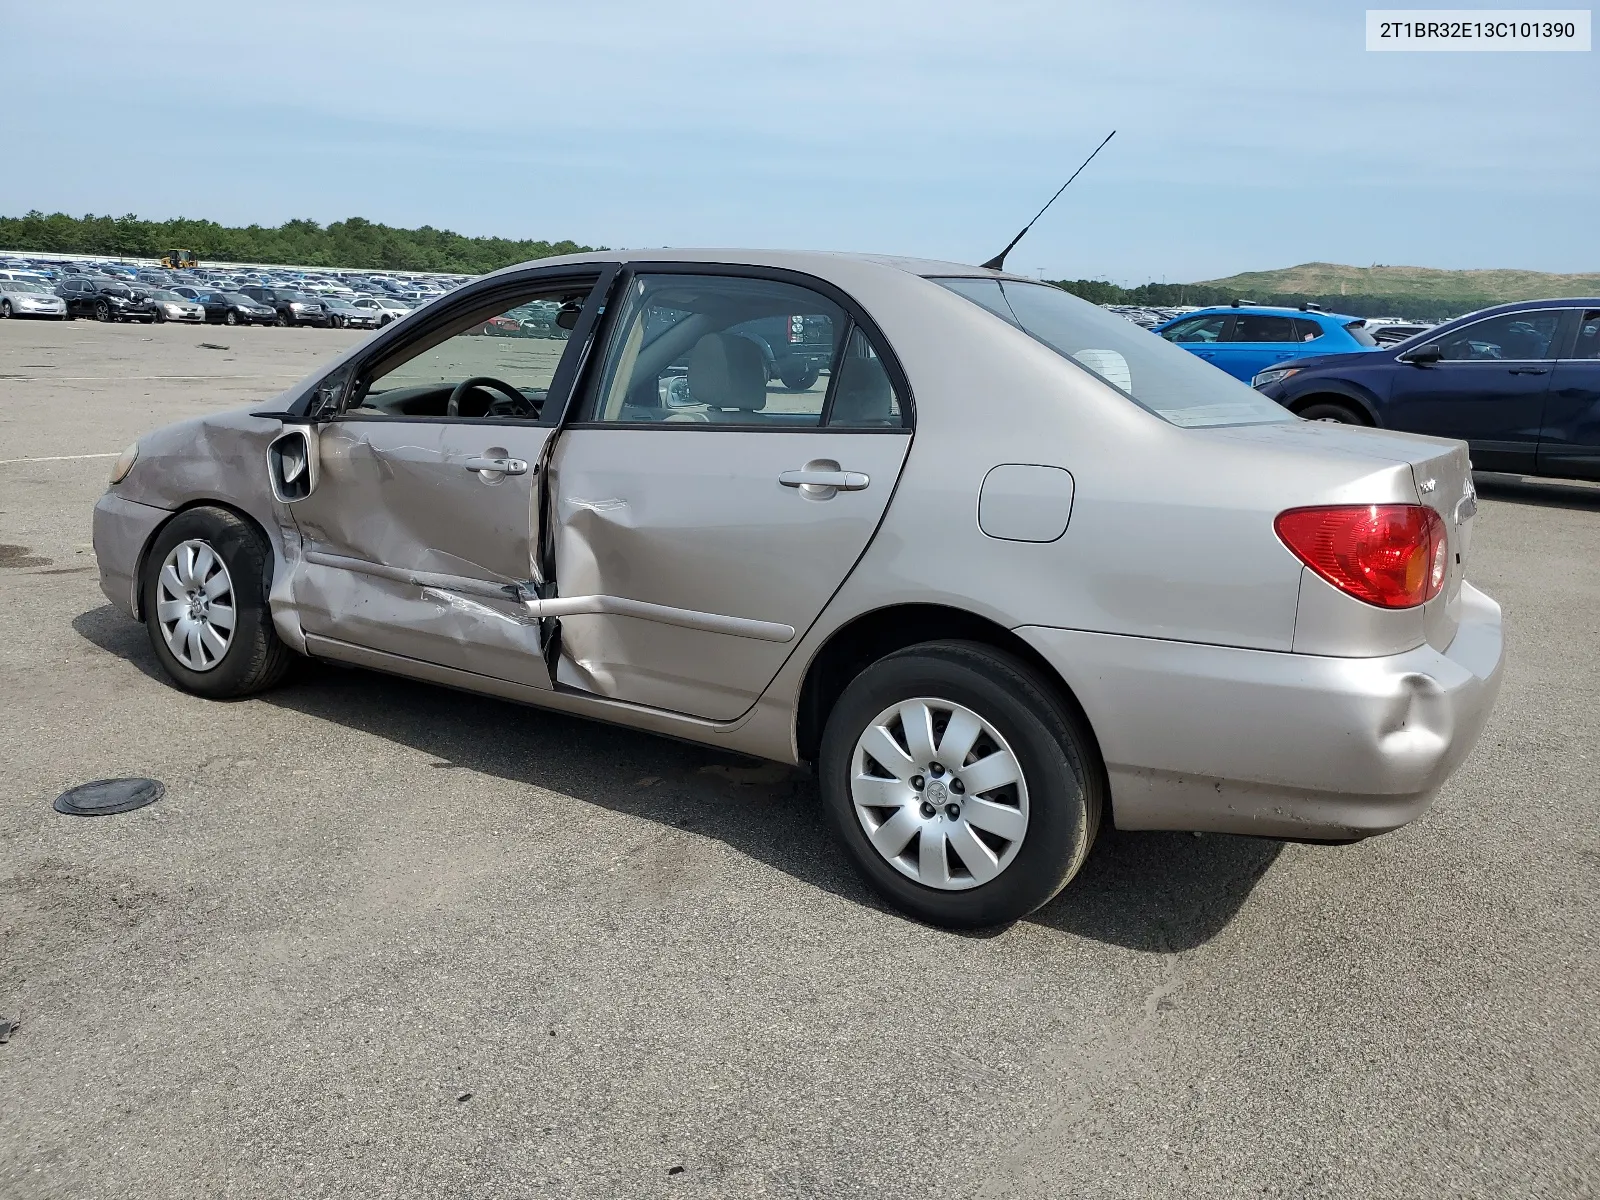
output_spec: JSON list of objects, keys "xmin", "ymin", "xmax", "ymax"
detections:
[{"xmin": 446, "ymin": 376, "xmax": 537, "ymax": 418}]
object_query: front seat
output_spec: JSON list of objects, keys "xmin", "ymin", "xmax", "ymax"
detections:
[{"xmin": 687, "ymin": 332, "xmax": 767, "ymax": 420}]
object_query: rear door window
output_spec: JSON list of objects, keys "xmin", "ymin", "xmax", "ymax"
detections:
[{"xmin": 1231, "ymin": 315, "xmax": 1299, "ymax": 343}]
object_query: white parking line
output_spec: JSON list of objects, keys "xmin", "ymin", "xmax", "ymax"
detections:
[{"xmin": 0, "ymin": 452, "xmax": 119, "ymax": 465}]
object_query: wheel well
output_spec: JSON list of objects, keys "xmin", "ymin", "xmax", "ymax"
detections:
[
  {"xmin": 1289, "ymin": 393, "xmax": 1373, "ymax": 424},
  {"xmin": 795, "ymin": 603, "xmax": 1095, "ymax": 766},
  {"xmin": 131, "ymin": 500, "xmax": 276, "ymax": 620}
]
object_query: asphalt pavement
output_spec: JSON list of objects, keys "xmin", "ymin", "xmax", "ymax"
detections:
[{"xmin": 1, "ymin": 320, "xmax": 1596, "ymax": 1198}]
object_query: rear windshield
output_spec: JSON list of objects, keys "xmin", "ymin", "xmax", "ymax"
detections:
[{"xmin": 933, "ymin": 279, "xmax": 1294, "ymax": 428}]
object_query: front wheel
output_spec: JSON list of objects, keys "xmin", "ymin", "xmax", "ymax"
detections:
[
  {"xmin": 0, "ymin": 300, "xmax": 10, "ymax": 319},
  {"xmin": 153, "ymin": 308, "xmax": 166, "ymax": 323},
  {"xmin": 819, "ymin": 640, "xmax": 1102, "ymax": 928},
  {"xmin": 224, "ymin": 310, "xmax": 238, "ymax": 326},
  {"xmin": 95, "ymin": 300, "xmax": 112, "ymax": 322},
  {"xmin": 1297, "ymin": 401, "xmax": 1367, "ymax": 425},
  {"xmin": 275, "ymin": 310, "xmax": 290, "ymax": 327},
  {"xmin": 142, "ymin": 507, "xmax": 293, "ymax": 699}
]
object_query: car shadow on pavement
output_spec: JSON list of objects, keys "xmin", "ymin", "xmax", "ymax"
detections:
[
  {"xmin": 73, "ymin": 603, "xmax": 1279, "ymax": 952},
  {"xmin": 1474, "ymin": 473, "xmax": 1600, "ymax": 512}
]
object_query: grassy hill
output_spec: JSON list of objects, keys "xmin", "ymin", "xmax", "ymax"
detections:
[{"xmin": 1197, "ymin": 262, "xmax": 1600, "ymax": 303}]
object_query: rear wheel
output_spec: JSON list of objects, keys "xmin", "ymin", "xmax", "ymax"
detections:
[
  {"xmin": 780, "ymin": 362, "xmax": 820, "ymax": 391},
  {"xmin": 1296, "ymin": 400, "xmax": 1367, "ymax": 425},
  {"xmin": 819, "ymin": 640, "xmax": 1102, "ymax": 928},
  {"xmin": 142, "ymin": 507, "xmax": 293, "ymax": 699}
]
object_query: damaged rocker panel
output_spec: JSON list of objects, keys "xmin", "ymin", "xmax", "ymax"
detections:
[{"xmin": 304, "ymin": 551, "xmax": 795, "ymax": 643}]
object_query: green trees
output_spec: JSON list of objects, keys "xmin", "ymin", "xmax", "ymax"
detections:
[{"xmin": 0, "ymin": 211, "xmax": 593, "ymax": 273}]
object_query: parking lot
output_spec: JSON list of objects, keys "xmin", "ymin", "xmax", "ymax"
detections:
[{"xmin": 1, "ymin": 320, "xmax": 1596, "ymax": 1197}]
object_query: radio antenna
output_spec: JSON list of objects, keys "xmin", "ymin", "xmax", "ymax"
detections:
[{"xmin": 980, "ymin": 130, "xmax": 1116, "ymax": 272}]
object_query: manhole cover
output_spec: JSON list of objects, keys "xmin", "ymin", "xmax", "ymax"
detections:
[{"xmin": 53, "ymin": 778, "xmax": 165, "ymax": 817}]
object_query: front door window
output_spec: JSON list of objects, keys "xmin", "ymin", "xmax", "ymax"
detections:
[{"xmin": 1436, "ymin": 311, "xmax": 1563, "ymax": 361}]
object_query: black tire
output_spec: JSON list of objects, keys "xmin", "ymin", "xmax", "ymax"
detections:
[
  {"xmin": 224, "ymin": 310, "xmax": 238, "ymax": 326},
  {"xmin": 153, "ymin": 307, "xmax": 166, "ymax": 323},
  {"xmin": 329, "ymin": 314, "xmax": 344, "ymax": 329},
  {"xmin": 0, "ymin": 300, "xmax": 11, "ymax": 318},
  {"xmin": 779, "ymin": 363, "xmax": 820, "ymax": 392},
  {"xmin": 275, "ymin": 310, "xmax": 290, "ymax": 327},
  {"xmin": 141, "ymin": 507, "xmax": 293, "ymax": 699},
  {"xmin": 95, "ymin": 300, "xmax": 112, "ymax": 322},
  {"xmin": 819, "ymin": 640, "xmax": 1103, "ymax": 929},
  {"xmin": 1297, "ymin": 400, "xmax": 1367, "ymax": 425},
  {"xmin": 379, "ymin": 314, "xmax": 392, "ymax": 327}
]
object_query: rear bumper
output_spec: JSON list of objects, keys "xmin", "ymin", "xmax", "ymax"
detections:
[
  {"xmin": 93, "ymin": 491, "xmax": 172, "ymax": 620},
  {"xmin": 1016, "ymin": 581, "xmax": 1504, "ymax": 840}
]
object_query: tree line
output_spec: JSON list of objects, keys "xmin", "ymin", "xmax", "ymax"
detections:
[{"xmin": 0, "ymin": 211, "xmax": 593, "ymax": 274}]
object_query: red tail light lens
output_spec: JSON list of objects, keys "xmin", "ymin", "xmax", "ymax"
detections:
[{"xmin": 1275, "ymin": 504, "xmax": 1448, "ymax": 609}]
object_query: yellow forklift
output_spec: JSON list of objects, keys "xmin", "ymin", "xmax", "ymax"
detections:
[{"xmin": 160, "ymin": 248, "xmax": 198, "ymax": 269}]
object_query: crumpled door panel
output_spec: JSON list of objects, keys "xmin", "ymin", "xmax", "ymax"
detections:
[{"xmin": 288, "ymin": 419, "xmax": 555, "ymax": 688}]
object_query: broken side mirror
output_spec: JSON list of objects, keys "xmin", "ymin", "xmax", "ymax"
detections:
[{"xmin": 267, "ymin": 425, "xmax": 320, "ymax": 503}]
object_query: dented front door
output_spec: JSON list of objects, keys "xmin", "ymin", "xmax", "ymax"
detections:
[{"xmin": 290, "ymin": 418, "xmax": 556, "ymax": 687}]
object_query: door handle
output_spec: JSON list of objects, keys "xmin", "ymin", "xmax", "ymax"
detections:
[
  {"xmin": 779, "ymin": 468, "xmax": 870, "ymax": 491},
  {"xmin": 464, "ymin": 456, "xmax": 529, "ymax": 475},
  {"xmin": 1508, "ymin": 367, "xmax": 1549, "ymax": 375}
]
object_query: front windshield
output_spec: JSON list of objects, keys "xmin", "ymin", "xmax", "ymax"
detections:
[
  {"xmin": 934, "ymin": 278, "xmax": 1295, "ymax": 428},
  {"xmin": 151, "ymin": 289, "xmax": 182, "ymax": 301},
  {"xmin": 224, "ymin": 293, "xmax": 254, "ymax": 304},
  {"xmin": 6, "ymin": 281, "xmax": 47, "ymax": 294}
]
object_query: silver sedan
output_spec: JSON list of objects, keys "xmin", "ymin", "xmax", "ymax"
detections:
[
  {"xmin": 0, "ymin": 279, "xmax": 68, "ymax": 319},
  {"xmin": 91, "ymin": 250, "xmax": 1503, "ymax": 928}
]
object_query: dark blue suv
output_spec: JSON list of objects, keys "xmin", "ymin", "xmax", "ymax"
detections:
[{"xmin": 1253, "ymin": 298, "xmax": 1600, "ymax": 481}]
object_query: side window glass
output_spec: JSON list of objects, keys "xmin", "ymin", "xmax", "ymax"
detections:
[
  {"xmin": 1437, "ymin": 311, "xmax": 1563, "ymax": 361},
  {"xmin": 586, "ymin": 274, "xmax": 846, "ymax": 426},
  {"xmin": 1232, "ymin": 314, "xmax": 1298, "ymax": 342},
  {"xmin": 1161, "ymin": 315, "xmax": 1228, "ymax": 343},
  {"xmin": 827, "ymin": 327, "xmax": 905, "ymax": 427},
  {"xmin": 1572, "ymin": 311, "xmax": 1600, "ymax": 360},
  {"xmin": 351, "ymin": 285, "xmax": 591, "ymax": 421},
  {"xmin": 1293, "ymin": 318, "xmax": 1326, "ymax": 342}
]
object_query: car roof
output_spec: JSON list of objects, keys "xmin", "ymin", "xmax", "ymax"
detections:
[
  {"xmin": 1170, "ymin": 305, "xmax": 1362, "ymax": 323},
  {"xmin": 479, "ymin": 247, "xmax": 1032, "ymax": 285},
  {"xmin": 1437, "ymin": 297, "xmax": 1600, "ymax": 320}
]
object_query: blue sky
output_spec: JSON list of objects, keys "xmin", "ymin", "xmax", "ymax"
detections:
[{"xmin": 3, "ymin": 1, "xmax": 1595, "ymax": 281}]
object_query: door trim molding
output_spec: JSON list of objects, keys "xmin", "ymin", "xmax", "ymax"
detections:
[{"xmin": 304, "ymin": 551, "xmax": 796, "ymax": 643}]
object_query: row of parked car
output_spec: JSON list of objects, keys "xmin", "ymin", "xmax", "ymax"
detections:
[
  {"xmin": 0, "ymin": 255, "xmax": 473, "ymax": 329},
  {"xmin": 1150, "ymin": 299, "xmax": 1600, "ymax": 481}
]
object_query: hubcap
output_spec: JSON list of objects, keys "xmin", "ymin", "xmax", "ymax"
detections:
[
  {"xmin": 154, "ymin": 539, "xmax": 236, "ymax": 672},
  {"xmin": 850, "ymin": 697, "xmax": 1029, "ymax": 891}
]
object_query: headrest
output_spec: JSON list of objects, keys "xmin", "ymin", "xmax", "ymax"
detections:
[
  {"xmin": 829, "ymin": 357, "xmax": 895, "ymax": 426},
  {"xmin": 688, "ymin": 333, "xmax": 767, "ymax": 411}
]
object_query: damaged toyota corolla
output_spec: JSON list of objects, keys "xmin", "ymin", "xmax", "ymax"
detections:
[{"xmin": 92, "ymin": 250, "xmax": 1504, "ymax": 928}]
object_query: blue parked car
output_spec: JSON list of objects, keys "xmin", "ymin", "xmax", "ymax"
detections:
[
  {"xmin": 1150, "ymin": 303, "xmax": 1379, "ymax": 382},
  {"xmin": 1251, "ymin": 298, "xmax": 1600, "ymax": 481}
]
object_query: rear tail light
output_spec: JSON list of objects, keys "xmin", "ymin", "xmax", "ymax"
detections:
[{"xmin": 1275, "ymin": 504, "xmax": 1447, "ymax": 609}]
